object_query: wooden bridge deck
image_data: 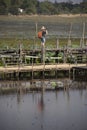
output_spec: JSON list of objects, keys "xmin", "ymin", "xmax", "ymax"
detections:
[{"xmin": 0, "ymin": 63, "xmax": 86, "ymax": 73}]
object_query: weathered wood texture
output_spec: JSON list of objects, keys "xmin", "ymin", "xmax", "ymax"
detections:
[{"xmin": 0, "ymin": 63, "xmax": 86, "ymax": 73}]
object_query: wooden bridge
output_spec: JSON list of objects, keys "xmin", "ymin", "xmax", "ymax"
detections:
[
  {"xmin": 0, "ymin": 63, "xmax": 86, "ymax": 73},
  {"xmin": 0, "ymin": 41, "xmax": 87, "ymax": 75}
]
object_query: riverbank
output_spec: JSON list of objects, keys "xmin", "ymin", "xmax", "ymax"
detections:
[{"xmin": 0, "ymin": 14, "xmax": 87, "ymax": 23}]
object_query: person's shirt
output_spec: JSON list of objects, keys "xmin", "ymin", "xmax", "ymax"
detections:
[{"xmin": 42, "ymin": 30, "xmax": 48, "ymax": 37}]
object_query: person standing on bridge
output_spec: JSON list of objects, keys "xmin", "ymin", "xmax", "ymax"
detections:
[{"xmin": 38, "ymin": 26, "xmax": 48, "ymax": 63}]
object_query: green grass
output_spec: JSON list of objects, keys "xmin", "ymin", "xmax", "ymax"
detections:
[
  {"xmin": 0, "ymin": 15, "xmax": 86, "ymax": 49},
  {"xmin": 0, "ymin": 37, "xmax": 84, "ymax": 49}
]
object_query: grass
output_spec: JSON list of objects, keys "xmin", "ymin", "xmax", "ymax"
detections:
[
  {"xmin": 0, "ymin": 15, "xmax": 86, "ymax": 49},
  {"xmin": 0, "ymin": 15, "xmax": 87, "ymax": 23},
  {"xmin": 0, "ymin": 37, "xmax": 83, "ymax": 50}
]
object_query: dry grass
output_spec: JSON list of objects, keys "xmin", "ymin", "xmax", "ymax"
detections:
[{"xmin": 0, "ymin": 14, "xmax": 87, "ymax": 23}]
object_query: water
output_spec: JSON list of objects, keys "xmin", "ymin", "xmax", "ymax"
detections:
[
  {"xmin": 0, "ymin": 17, "xmax": 87, "ymax": 130},
  {"xmin": 0, "ymin": 21, "xmax": 87, "ymax": 38},
  {"xmin": 0, "ymin": 79, "xmax": 87, "ymax": 130}
]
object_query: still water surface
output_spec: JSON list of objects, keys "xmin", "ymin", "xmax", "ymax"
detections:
[
  {"xmin": 0, "ymin": 80, "xmax": 87, "ymax": 130},
  {"xmin": 0, "ymin": 21, "xmax": 87, "ymax": 38}
]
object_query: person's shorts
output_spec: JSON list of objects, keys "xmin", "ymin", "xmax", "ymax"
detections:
[{"xmin": 41, "ymin": 37, "xmax": 45, "ymax": 44}]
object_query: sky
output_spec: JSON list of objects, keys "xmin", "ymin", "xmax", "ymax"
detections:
[{"xmin": 38, "ymin": 0, "xmax": 83, "ymax": 4}]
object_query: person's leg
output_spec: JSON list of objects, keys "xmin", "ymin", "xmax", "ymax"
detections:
[
  {"xmin": 41, "ymin": 37, "xmax": 45, "ymax": 63},
  {"xmin": 41, "ymin": 37, "xmax": 45, "ymax": 45}
]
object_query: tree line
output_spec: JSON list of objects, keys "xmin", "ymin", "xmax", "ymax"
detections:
[{"xmin": 0, "ymin": 0, "xmax": 87, "ymax": 15}]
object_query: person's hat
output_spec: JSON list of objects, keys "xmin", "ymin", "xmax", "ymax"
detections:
[{"xmin": 41, "ymin": 26, "xmax": 46, "ymax": 30}]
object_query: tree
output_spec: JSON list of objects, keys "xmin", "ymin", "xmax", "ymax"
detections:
[
  {"xmin": 9, "ymin": 5, "xmax": 19, "ymax": 15},
  {"xmin": 0, "ymin": 0, "xmax": 87, "ymax": 15},
  {"xmin": 71, "ymin": 4, "xmax": 81, "ymax": 14},
  {"xmin": 9, "ymin": 0, "xmax": 25, "ymax": 14},
  {"xmin": 21, "ymin": 0, "xmax": 37, "ymax": 14},
  {"xmin": 39, "ymin": 1, "xmax": 56, "ymax": 15},
  {"xmin": 80, "ymin": 1, "xmax": 87, "ymax": 13},
  {"xmin": 0, "ymin": 0, "xmax": 8, "ymax": 14}
]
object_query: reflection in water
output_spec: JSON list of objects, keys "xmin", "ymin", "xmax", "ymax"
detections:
[
  {"xmin": 0, "ymin": 79, "xmax": 87, "ymax": 130},
  {"xmin": 65, "ymin": 89, "xmax": 70, "ymax": 103},
  {"xmin": 39, "ymin": 80, "xmax": 45, "ymax": 112},
  {"xmin": 38, "ymin": 90, "xmax": 44, "ymax": 112},
  {"xmin": 0, "ymin": 79, "xmax": 87, "ymax": 106}
]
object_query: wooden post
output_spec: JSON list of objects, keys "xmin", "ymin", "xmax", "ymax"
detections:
[
  {"xmin": 63, "ymin": 46, "xmax": 66, "ymax": 63},
  {"xmin": 41, "ymin": 44, "xmax": 45, "ymax": 64},
  {"xmin": 73, "ymin": 68, "xmax": 75, "ymax": 81},
  {"xmin": 35, "ymin": 22, "xmax": 38, "ymax": 37},
  {"xmin": 32, "ymin": 57, "xmax": 34, "ymax": 79},
  {"xmin": 82, "ymin": 22, "xmax": 85, "ymax": 47},
  {"xmin": 35, "ymin": 22, "xmax": 38, "ymax": 49},
  {"xmin": 56, "ymin": 38, "xmax": 59, "ymax": 49},
  {"xmin": 69, "ymin": 68, "xmax": 71, "ymax": 80},
  {"xmin": 80, "ymin": 22, "xmax": 85, "ymax": 47},
  {"xmin": 2, "ymin": 57, "xmax": 6, "ymax": 67},
  {"xmin": 80, "ymin": 38, "xmax": 83, "ymax": 48},
  {"xmin": 19, "ymin": 43, "xmax": 22, "ymax": 66},
  {"xmin": 68, "ymin": 23, "xmax": 72, "ymax": 41},
  {"xmin": 86, "ymin": 40, "xmax": 87, "ymax": 46},
  {"xmin": 86, "ymin": 47, "xmax": 87, "ymax": 66},
  {"xmin": 68, "ymin": 39, "xmax": 72, "ymax": 47}
]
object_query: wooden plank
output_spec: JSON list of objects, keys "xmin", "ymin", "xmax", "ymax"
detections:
[{"xmin": 0, "ymin": 63, "xmax": 86, "ymax": 73}]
